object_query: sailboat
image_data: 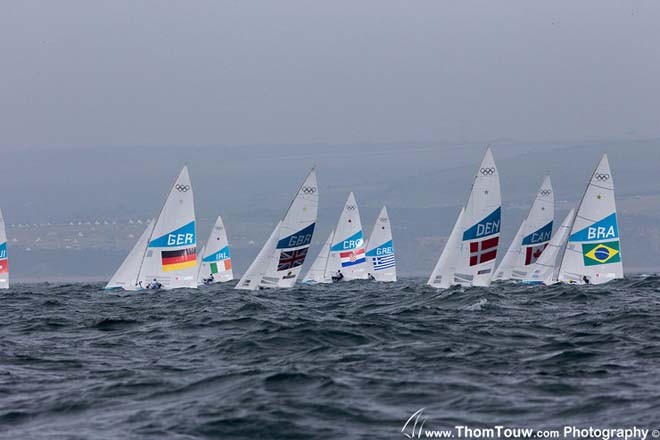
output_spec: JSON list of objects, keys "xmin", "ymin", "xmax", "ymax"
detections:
[
  {"xmin": 428, "ymin": 207, "xmax": 464, "ymax": 289},
  {"xmin": 495, "ymin": 176, "xmax": 554, "ymax": 281},
  {"xmin": 325, "ymin": 192, "xmax": 368, "ymax": 281},
  {"xmin": 106, "ymin": 166, "xmax": 198, "ymax": 291},
  {"xmin": 524, "ymin": 209, "xmax": 575, "ymax": 285},
  {"xmin": 0, "ymin": 209, "xmax": 8, "ymax": 289},
  {"xmin": 302, "ymin": 230, "xmax": 334, "ymax": 284},
  {"xmin": 558, "ymin": 154, "xmax": 623, "ymax": 285},
  {"xmin": 105, "ymin": 219, "xmax": 155, "ymax": 290},
  {"xmin": 453, "ymin": 147, "xmax": 502, "ymax": 287},
  {"xmin": 365, "ymin": 206, "xmax": 396, "ymax": 282},
  {"xmin": 197, "ymin": 216, "xmax": 233, "ymax": 285},
  {"xmin": 236, "ymin": 168, "xmax": 318, "ymax": 290}
]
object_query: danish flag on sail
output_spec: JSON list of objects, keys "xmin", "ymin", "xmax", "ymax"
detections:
[
  {"xmin": 469, "ymin": 237, "xmax": 499, "ymax": 266},
  {"xmin": 340, "ymin": 248, "xmax": 366, "ymax": 267}
]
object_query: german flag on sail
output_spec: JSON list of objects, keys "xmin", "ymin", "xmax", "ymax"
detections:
[{"xmin": 161, "ymin": 247, "xmax": 197, "ymax": 272}]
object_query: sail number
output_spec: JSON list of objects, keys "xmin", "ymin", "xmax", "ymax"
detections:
[
  {"xmin": 376, "ymin": 247, "xmax": 393, "ymax": 255},
  {"xmin": 476, "ymin": 220, "xmax": 500, "ymax": 238},
  {"xmin": 341, "ymin": 238, "xmax": 364, "ymax": 250},
  {"xmin": 167, "ymin": 233, "xmax": 194, "ymax": 246},
  {"xmin": 588, "ymin": 226, "xmax": 616, "ymax": 240},
  {"xmin": 286, "ymin": 233, "xmax": 313, "ymax": 248}
]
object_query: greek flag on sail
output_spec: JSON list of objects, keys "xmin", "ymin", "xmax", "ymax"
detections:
[{"xmin": 372, "ymin": 254, "xmax": 395, "ymax": 271}]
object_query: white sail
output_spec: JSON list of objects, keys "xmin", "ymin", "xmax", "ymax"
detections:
[
  {"xmin": 558, "ymin": 154, "xmax": 623, "ymax": 285},
  {"xmin": 197, "ymin": 216, "xmax": 233, "ymax": 284},
  {"xmin": 326, "ymin": 192, "xmax": 368, "ymax": 281},
  {"xmin": 454, "ymin": 148, "xmax": 502, "ymax": 287},
  {"xmin": 259, "ymin": 169, "xmax": 319, "ymax": 288},
  {"xmin": 302, "ymin": 230, "xmax": 335, "ymax": 284},
  {"xmin": 428, "ymin": 207, "xmax": 464, "ymax": 289},
  {"xmin": 511, "ymin": 176, "xmax": 555, "ymax": 280},
  {"xmin": 365, "ymin": 206, "xmax": 396, "ymax": 282},
  {"xmin": 525, "ymin": 209, "xmax": 575, "ymax": 285},
  {"xmin": 493, "ymin": 220, "xmax": 526, "ymax": 281},
  {"xmin": 235, "ymin": 221, "xmax": 282, "ymax": 290},
  {"xmin": 137, "ymin": 166, "xmax": 198, "ymax": 290},
  {"xmin": 0, "ymin": 209, "xmax": 8, "ymax": 289},
  {"xmin": 105, "ymin": 219, "xmax": 155, "ymax": 290}
]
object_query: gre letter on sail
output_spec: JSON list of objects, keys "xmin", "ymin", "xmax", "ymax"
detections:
[
  {"xmin": 454, "ymin": 147, "xmax": 502, "ymax": 287},
  {"xmin": 197, "ymin": 215, "xmax": 233, "ymax": 285},
  {"xmin": 113, "ymin": 166, "xmax": 198, "ymax": 290},
  {"xmin": 558, "ymin": 154, "xmax": 623, "ymax": 285},
  {"xmin": 0, "ymin": 209, "xmax": 8, "ymax": 289},
  {"xmin": 236, "ymin": 168, "xmax": 318, "ymax": 290},
  {"xmin": 365, "ymin": 206, "xmax": 396, "ymax": 282}
]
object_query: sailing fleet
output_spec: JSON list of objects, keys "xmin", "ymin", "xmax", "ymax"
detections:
[
  {"xmin": 428, "ymin": 149, "xmax": 623, "ymax": 288},
  {"xmin": 0, "ymin": 149, "xmax": 623, "ymax": 290}
]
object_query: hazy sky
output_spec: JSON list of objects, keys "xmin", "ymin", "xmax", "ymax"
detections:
[{"xmin": 1, "ymin": 0, "xmax": 659, "ymax": 150}]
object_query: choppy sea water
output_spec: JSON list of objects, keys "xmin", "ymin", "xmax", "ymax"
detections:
[{"xmin": 1, "ymin": 277, "xmax": 660, "ymax": 439}]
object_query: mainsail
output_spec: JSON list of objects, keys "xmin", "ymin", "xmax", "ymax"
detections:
[
  {"xmin": 137, "ymin": 166, "xmax": 198, "ymax": 290},
  {"xmin": 454, "ymin": 148, "xmax": 502, "ymax": 287},
  {"xmin": 365, "ymin": 206, "xmax": 396, "ymax": 282},
  {"xmin": 428, "ymin": 208, "xmax": 464, "ymax": 289},
  {"xmin": 495, "ymin": 176, "xmax": 554, "ymax": 281},
  {"xmin": 237, "ymin": 168, "xmax": 318, "ymax": 290},
  {"xmin": 525, "ymin": 209, "xmax": 575, "ymax": 285},
  {"xmin": 0, "ymin": 209, "xmax": 8, "ymax": 289},
  {"xmin": 302, "ymin": 230, "xmax": 334, "ymax": 284},
  {"xmin": 326, "ymin": 192, "xmax": 368, "ymax": 281},
  {"xmin": 105, "ymin": 219, "xmax": 155, "ymax": 290},
  {"xmin": 558, "ymin": 154, "xmax": 623, "ymax": 285},
  {"xmin": 197, "ymin": 215, "xmax": 233, "ymax": 284}
]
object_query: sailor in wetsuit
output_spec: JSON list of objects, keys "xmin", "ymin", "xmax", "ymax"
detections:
[
  {"xmin": 583, "ymin": 275, "xmax": 590, "ymax": 285},
  {"xmin": 332, "ymin": 270, "xmax": 344, "ymax": 282},
  {"xmin": 203, "ymin": 273, "xmax": 215, "ymax": 285},
  {"xmin": 367, "ymin": 273, "xmax": 376, "ymax": 281},
  {"xmin": 147, "ymin": 278, "xmax": 162, "ymax": 289}
]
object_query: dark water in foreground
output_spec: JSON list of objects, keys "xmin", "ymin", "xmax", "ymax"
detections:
[{"xmin": 1, "ymin": 278, "xmax": 660, "ymax": 439}]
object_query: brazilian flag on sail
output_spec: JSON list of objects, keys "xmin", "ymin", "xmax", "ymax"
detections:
[{"xmin": 582, "ymin": 241, "xmax": 621, "ymax": 266}]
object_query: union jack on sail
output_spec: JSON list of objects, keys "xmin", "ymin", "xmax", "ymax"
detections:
[{"xmin": 277, "ymin": 247, "xmax": 309, "ymax": 271}]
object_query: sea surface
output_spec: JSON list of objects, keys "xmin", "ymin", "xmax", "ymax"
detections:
[{"xmin": 1, "ymin": 277, "xmax": 660, "ymax": 439}]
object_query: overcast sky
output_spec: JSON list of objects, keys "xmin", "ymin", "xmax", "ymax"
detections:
[{"xmin": 1, "ymin": 0, "xmax": 659, "ymax": 150}]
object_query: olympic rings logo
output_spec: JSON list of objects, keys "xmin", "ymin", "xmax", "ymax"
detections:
[
  {"xmin": 175, "ymin": 184, "xmax": 190, "ymax": 192},
  {"xmin": 480, "ymin": 167, "xmax": 496, "ymax": 176},
  {"xmin": 301, "ymin": 186, "xmax": 317, "ymax": 195},
  {"xmin": 540, "ymin": 189, "xmax": 552, "ymax": 196},
  {"xmin": 379, "ymin": 217, "xmax": 388, "ymax": 222},
  {"xmin": 595, "ymin": 173, "xmax": 610, "ymax": 181},
  {"xmin": 346, "ymin": 205, "xmax": 356, "ymax": 211}
]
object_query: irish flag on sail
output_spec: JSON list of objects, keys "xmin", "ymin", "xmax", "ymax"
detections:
[{"xmin": 204, "ymin": 246, "xmax": 232, "ymax": 273}]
